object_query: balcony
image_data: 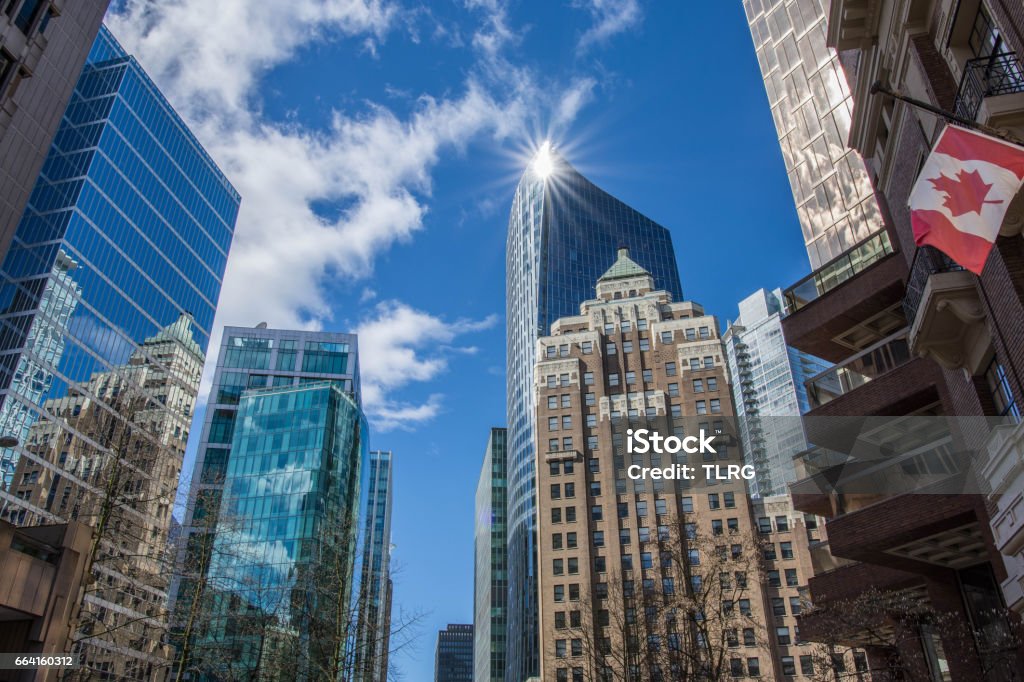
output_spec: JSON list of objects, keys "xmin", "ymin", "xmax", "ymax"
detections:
[
  {"xmin": 902, "ymin": 246, "xmax": 989, "ymax": 375},
  {"xmin": 804, "ymin": 329, "xmax": 911, "ymax": 410},
  {"xmin": 954, "ymin": 52, "xmax": 1024, "ymax": 125},
  {"xmin": 783, "ymin": 231, "xmax": 896, "ymax": 315},
  {"xmin": 981, "ymin": 421, "xmax": 1024, "ymax": 614},
  {"xmin": 781, "ymin": 231, "xmax": 906, "ymax": 362}
]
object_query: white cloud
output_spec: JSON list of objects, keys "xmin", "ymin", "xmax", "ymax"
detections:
[
  {"xmin": 553, "ymin": 77, "xmax": 597, "ymax": 131},
  {"xmin": 574, "ymin": 0, "xmax": 642, "ymax": 52},
  {"xmin": 105, "ymin": 0, "xmax": 599, "ymax": 427},
  {"xmin": 355, "ymin": 301, "xmax": 497, "ymax": 430}
]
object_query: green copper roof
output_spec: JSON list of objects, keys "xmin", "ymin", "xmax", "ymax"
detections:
[
  {"xmin": 598, "ymin": 247, "xmax": 651, "ymax": 282},
  {"xmin": 144, "ymin": 312, "xmax": 203, "ymax": 358}
]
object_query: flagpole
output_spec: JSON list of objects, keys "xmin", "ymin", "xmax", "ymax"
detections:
[
  {"xmin": 869, "ymin": 81, "xmax": 1024, "ymax": 148},
  {"xmin": 870, "ymin": 82, "xmax": 1024, "ymax": 407}
]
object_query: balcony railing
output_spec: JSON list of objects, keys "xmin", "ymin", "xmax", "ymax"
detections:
[
  {"xmin": 783, "ymin": 231, "xmax": 895, "ymax": 314},
  {"xmin": 955, "ymin": 52, "xmax": 1024, "ymax": 121},
  {"xmin": 805, "ymin": 329, "xmax": 911, "ymax": 409},
  {"xmin": 901, "ymin": 245, "xmax": 964, "ymax": 324}
]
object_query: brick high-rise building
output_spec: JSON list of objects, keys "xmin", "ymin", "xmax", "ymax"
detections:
[
  {"xmin": 0, "ymin": 0, "xmax": 111, "ymax": 263},
  {"xmin": 533, "ymin": 249, "xmax": 862, "ymax": 680},
  {"xmin": 755, "ymin": 0, "xmax": 1024, "ymax": 677}
]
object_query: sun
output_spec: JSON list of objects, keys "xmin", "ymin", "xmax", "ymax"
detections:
[{"xmin": 532, "ymin": 141, "xmax": 555, "ymax": 179}]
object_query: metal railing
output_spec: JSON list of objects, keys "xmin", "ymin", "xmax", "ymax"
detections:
[
  {"xmin": 901, "ymin": 245, "xmax": 965, "ymax": 325},
  {"xmin": 783, "ymin": 231, "xmax": 896, "ymax": 314},
  {"xmin": 955, "ymin": 52, "xmax": 1024, "ymax": 122},
  {"xmin": 805, "ymin": 329, "xmax": 912, "ymax": 409}
]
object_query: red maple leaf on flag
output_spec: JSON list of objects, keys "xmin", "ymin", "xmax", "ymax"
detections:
[{"xmin": 927, "ymin": 168, "xmax": 1003, "ymax": 217}]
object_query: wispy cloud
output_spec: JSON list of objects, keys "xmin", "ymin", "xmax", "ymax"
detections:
[
  {"xmin": 355, "ymin": 301, "xmax": 497, "ymax": 430},
  {"xmin": 105, "ymin": 0, "xmax": 600, "ymax": 428},
  {"xmin": 573, "ymin": 0, "xmax": 642, "ymax": 52}
]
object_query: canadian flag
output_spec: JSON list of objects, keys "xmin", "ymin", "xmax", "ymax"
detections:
[{"xmin": 909, "ymin": 125, "xmax": 1024, "ymax": 274}]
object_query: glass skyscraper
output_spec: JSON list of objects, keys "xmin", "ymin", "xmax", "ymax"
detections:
[
  {"xmin": 474, "ymin": 427, "xmax": 507, "ymax": 682},
  {"xmin": 172, "ymin": 325, "xmax": 360, "ymax": 672},
  {"xmin": 723, "ymin": 289, "xmax": 829, "ymax": 495},
  {"xmin": 0, "ymin": 25, "xmax": 239, "ymax": 678},
  {"xmin": 742, "ymin": 0, "xmax": 883, "ymax": 268},
  {"xmin": 436, "ymin": 624, "xmax": 474, "ymax": 682},
  {"xmin": 504, "ymin": 148, "xmax": 682, "ymax": 680},
  {"xmin": 354, "ymin": 448, "xmax": 394, "ymax": 682},
  {"xmin": 202, "ymin": 381, "xmax": 367, "ymax": 680}
]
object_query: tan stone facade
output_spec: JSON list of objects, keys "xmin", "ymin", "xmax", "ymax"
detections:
[{"xmin": 533, "ymin": 250, "xmax": 865, "ymax": 680}]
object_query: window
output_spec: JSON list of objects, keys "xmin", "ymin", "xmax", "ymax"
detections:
[
  {"xmin": 968, "ymin": 3, "xmax": 1003, "ymax": 58},
  {"xmin": 693, "ymin": 378, "xmax": 704, "ymax": 393},
  {"xmin": 606, "ymin": 342, "xmax": 617, "ymax": 354},
  {"xmin": 986, "ymin": 359, "xmax": 1021, "ymax": 421},
  {"xmin": 590, "ymin": 481, "xmax": 601, "ymax": 496},
  {"xmin": 553, "ymin": 559, "xmax": 564, "ymax": 575},
  {"xmin": 686, "ymin": 328, "xmax": 697, "ymax": 341},
  {"xmin": 727, "ymin": 518, "xmax": 739, "ymax": 534},
  {"xmin": 743, "ymin": 628, "xmax": 755, "ymax": 646},
  {"xmin": 662, "ymin": 577, "xmax": 675, "ymax": 594},
  {"xmin": 604, "ymin": 323, "xmax": 615, "ymax": 334},
  {"xmin": 707, "ymin": 377, "xmax": 718, "ymax": 391},
  {"xmin": 685, "ymin": 523, "xmax": 698, "ymax": 540},
  {"xmin": 620, "ymin": 528, "xmax": 631, "ymax": 545},
  {"xmin": 731, "ymin": 544, "xmax": 743, "ymax": 560},
  {"xmin": 655, "ymin": 498, "xmax": 667, "ymax": 515},
  {"xmin": 696, "ymin": 400, "xmax": 707, "ymax": 415},
  {"xmin": 639, "ymin": 527, "xmax": 651, "ymax": 542},
  {"xmin": 568, "ymin": 558, "xmax": 579, "ymax": 574},
  {"xmin": 581, "ymin": 341, "xmax": 593, "ymax": 354},
  {"xmin": 785, "ymin": 568, "xmax": 798, "ymax": 586},
  {"xmin": 564, "ymin": 460, "xmax": 574, "ymax": 474},
  {"xmin": 781, "ymin": 656, "xmax": 796, "ymax": 676},
  {"xmin": 569, "ymin": 584, "xmax": 580, "ymax": 600},
  {"xmin": 771, "ymin": 597, "xmax": 786, "ymax": 616},
  {"xmin": 560, "ymin": 393, "xmax": 571, "ymax": 408},
  {"xmin": 566, "ymin": 532, "xmax": 577, "ymax": 548},
  {"xmin": 667, "ymin": 382, "xmax": 680, "ymax": 397},
  {"xmin": 790, "ymin": 596, "xmax": 802, "ymax": 615},
  {"xmin": 625, "ymin": 371, "xmax": 636, "ymax": 385},
  {"xmin": 639, "ymin": 338, "xmax": 650, "ymax": 351},
  {"xmin": 555, "ymin": 611, "xmax": 566, "ymax": 629},
  {"xmin": 642, "ymin": 369, "xmax": 653, "ymax": 383},
  {"xmin": 724, "ymin": 492, "xmax": 735, "ymax": 508},
  {"xmin": 564, "ymin": 482, "xmax": 575, "ymax": 498},
  {"xmin": 800, "ymin": 655, "xmax": 814, "ymax": 675},
  {"xmin": 622, "ymin": 340, "xmax": 633, "ymax": 353},
  {"xmin": 551, "ymin": 484, "xmax": 561, "ymax": 500},
  {"xmin": 550, "ymin": 461, "xmax": 561, "ymax": 476},
  {"xmin": 776, "ymin": 515, "xmax": 789, "ymax": 532},
  {"xmin": 739, "ymin": 599, "xmax": 751, "ymax": 616},
  {"xmin": 14, "ymin": 0, "xmax": 42, "ymax": 33},
  {"xmin": 688, "ymin": 549, "xmax": 700, "ymax": 565},
  {"xmin": 661, "ymin": 331, "xmax": 673, "ymax": 343},
  {"xmin": 554, "ymin": 585, "xmax": 564, "ymax": 601},
  {"xmin": 640, "ymin": 551, "xmax": 654, "ymax": 569},
  {"xmin": 854, "ymin": 651, "xmax": 868, "ymax": 672},
  {"xmin": 552, "ymin": 508, "xmax": 562, "ymax": 523},
  {"xmin": 681, "ymin": 496, "xmax": 693, "ymax": 513},
  {"xmin": 548, "ymin": 375, "xmax": 557, "ymax": 388},
  {"xmin": 747, "ymin": 657, "xmax": 760, "ymax": 677},
  {"xmin": 690, "ymin": 358, "xmax": 701, "ymax": 370},
  {"xmin": 562, "ymin": 415, "xmax": 572, "ymax": 429},
  {"xmin": 570, "ymin": 610, "xmax": 581, "ymax": 627},
  {"xmin": 563, "ymin": 437, "xmax": 573, "ymax": 450},
  {"xmin": 553, "ymin": 533, "xmax": 563, "ymax": 550},
  {"xmin": 571, "ymin": 639, "xmax": 583, "ymax": 657},
  {"xmin": 548, "ymin": 396, "xmax": 558, "ymax": 409},
  {"xmin": 665, "ymin": 362, "xmax": 677, "ymax": 376},
  {"xmin": 566, "ymin": 507, "xmax": 576, "ymax": 522},
  {"xmin": 548, "ymin": 438, "xmax": 559, "ymax": 452},
  {"xmin": 710, "ymin": 398, "xmax": 721, "ymax": 413},
  {"xmin": 637, "ymin": 319, "xmax": 648, "ymax": 331},
  {"xmin": 560, "ymin": 373, "xmax": 570, "ymax": 387},
  {"xmin": 764, "ymin": 544, "xmax": 777, "ymax": 560},
  {"xmin": 591, "ymin": 505, "xmax": 603, "ymax": 521},
  {"xmin": 587, "ymin": 435, "xmax": 598, "ymax": 449},
  {"xmin": 776, "ymin": 627, "xmax": 791, "ymax": 645},
  {"xmin": 758, "ymin": 516, "xmax": 772, "ymax": 534},
  {"xmin": 593, "ymin": 531, "xmax": 604, "ymax": 547},
  {"xmin": 585, "ymin": 392, "xmax": 596, "ymax": 406},
  {"xmin": 609, "ymin": 373, "xmax": 620, "ymax": 387},
  {"xmin": 671, "ymin": 404, "xmax": 682, "ymax": 418},
  {"xmin": 708, "ymin": 493, "xmax": 720, "ymax": 509},
  {"xmin": 584, "ymin": 372, "xmax": 594, "ymax": 385},
  {"xmin": 712, "ymin": 519, "xmax": 723, "ymax": 535},
  {"xmin": 622, "ymin": 555, "xmax": 633, "ymax": 571},
  {"xmin": 556, "ymin": 639, "xmax": 567, "ymax": 657},
  {"xmin": 549, "ymin": 416, "xmax": 559, "ymax": 431},
  {"xmin": 703, "ymin": 356, "xmax": 714, "ymax": 368},
  {"xmin": 780, "ymin": 541, "xmax": 794, "ymax": 559},
  {"xmin": 730, "ymin": 659, "xmax": 744, "ymax": 678}
]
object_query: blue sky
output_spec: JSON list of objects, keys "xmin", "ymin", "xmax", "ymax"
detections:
[{"xmin": 107, "ymin": 1, "xmax": 811, "ymax": 679}]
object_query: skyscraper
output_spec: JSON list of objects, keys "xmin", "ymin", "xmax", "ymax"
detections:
[
  {"xmin": 505, "ymin": 146, "xmax": 683, "ymax": 680},
  {"xmin": 741, "ymin": 0, "xmax": 885, "ymax": 268},
  {"xmin": 0, "ymin": 25, "xmax": 239, "ymax": 678},
  {"xmin": 354, "ymin": 449, "xmax": 395, "ymax": 682},
  {"xmin": 435, "ymin": 624, "xmax": 474, "ymax": 682},
  {"xmin": 474, "ymin": 427, "xmax": 507, "ymax": 682},
  {"xmin": 172, "ymin": 326, "xmax": 360, "ymax": 670},
  {"xmin": 0, "ymin": 0, "xmax": 111, "ymax": 263},
  {"xmin": 201, "ymin": 380, "xmax": 367, "ymax": 680},
  {"xmin": 722, "ymin": 288, "xmax": 828, "ymax": 496}
]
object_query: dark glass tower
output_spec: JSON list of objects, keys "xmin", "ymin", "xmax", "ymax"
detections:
[{"xmin": 504, "ymin": 147, "xmax": 682, "ymax": 680}]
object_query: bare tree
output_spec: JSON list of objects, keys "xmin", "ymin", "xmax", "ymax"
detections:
[
  {"xmin": 561, "ymin": 524, "xmax": 769, "ymax": 681},
  {"xmin": 802, "ymin": 587, "xmax": 1024, "ymax": 681}
]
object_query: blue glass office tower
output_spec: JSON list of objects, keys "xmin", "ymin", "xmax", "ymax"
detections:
[
  {"xmin": 353, "ymin": 449, "xmax": 394, "ymax": 682},
  {"xmin": 0, "ymin": 25, "xmax": 238, "ymax": 678},
  {"xmin": 204, "ymin": 381, "xmax": 368, "ymax": 681},
  {"xmin": 474, "ymin": 427, "xmax": 507, "ymax": 682},
  {"xmin": 173, "ymin": 326, "xmax": 361, "ymax": 678},
  {"xmin": 504, "ymin": 148, "xmax": 682, "ymax": 681}
]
